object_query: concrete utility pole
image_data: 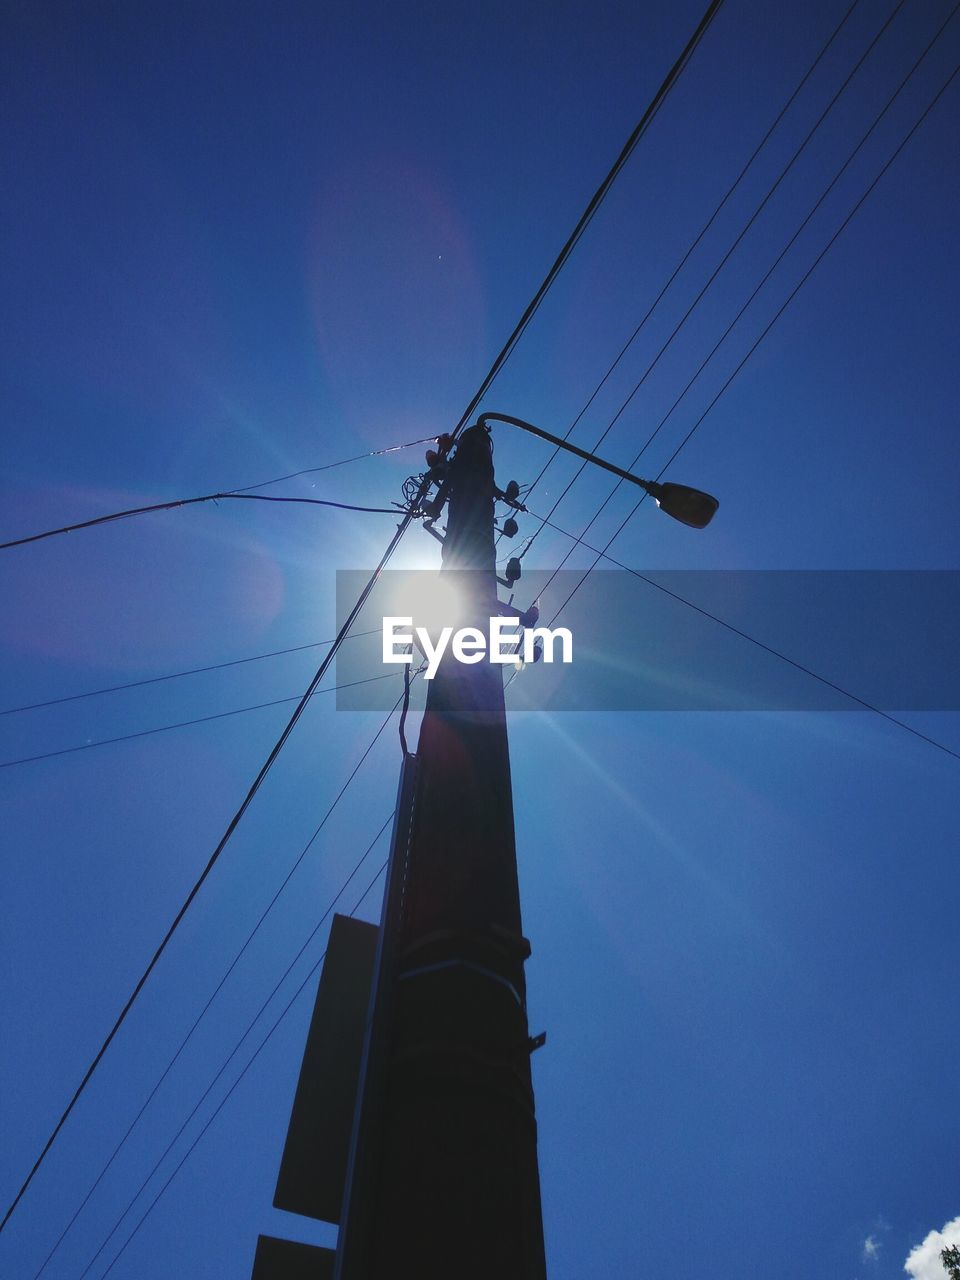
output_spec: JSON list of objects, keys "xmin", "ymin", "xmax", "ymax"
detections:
[{"xmin": 335, "ymin": 422, "xmax": 547, "ymax": 1279}]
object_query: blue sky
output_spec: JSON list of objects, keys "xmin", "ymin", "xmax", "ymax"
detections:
[{"xmin": 2, "ymin": 2, "xmax": 958, "ymax": 1278}]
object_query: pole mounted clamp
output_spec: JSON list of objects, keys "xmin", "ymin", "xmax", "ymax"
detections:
[
  {"xmin": 490, "ymin": 924, "xmax": 533, "ymax": 961},
  {"xmin": 527, "ymin": 1032, "xmax": 547, "ymax": 1054}
]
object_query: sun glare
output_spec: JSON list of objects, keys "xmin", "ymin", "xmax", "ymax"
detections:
[{"xmin": 382, "ymin": 570, "xmax": 467, "ymax": 640}]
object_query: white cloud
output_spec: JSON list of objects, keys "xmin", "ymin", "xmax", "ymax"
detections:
[
  {"xmin": 904, "ymin": 1215, "xmax": 960, "ymax": 1280},
  {"xmin": 864, "ymin": 1235, "xmax": 882, "ymax": 1262}
]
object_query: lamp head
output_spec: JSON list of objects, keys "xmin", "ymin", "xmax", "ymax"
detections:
[{"xmin": 645, "ymin": 481, "xmax": 719, "ymax": 529}]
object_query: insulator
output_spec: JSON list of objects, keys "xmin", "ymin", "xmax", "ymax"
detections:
[
  {"xmin": 502, "ymin": 517, "xmax": 518, "ymax": 538},
  {"xmin": 518, "ymin": 604, "xmax": 539, "ymax": 629},
  {"xmin": 425, "ymin": 449, "xmax": 439, "ymax": 467},
  {"xmin": 504, "ymin": 480, "xmax": 520, "ymax": 503},
  {"xmin": 505, "ymin": 557, "xmax": 521, "ymax": 585}
]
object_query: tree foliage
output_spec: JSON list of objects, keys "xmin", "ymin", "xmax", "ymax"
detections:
[{"xmin": 941, "ymin": 1244, "xmax": 960, "ymax": 1279}]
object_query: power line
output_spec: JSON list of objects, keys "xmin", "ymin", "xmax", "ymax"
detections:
[
  {"xmin": 0, "ymin": 629, "xmax": 382, "ymax": 717},
  {"xmin": 1, "ymin": 433, "xmax": 437, "ymax": 551},
  {"xmin": 450, "ymin": 0, "xmax": 728, "ymax": 441},
  {"xmin": 509, "ymin": 0, "xmax": 864, "ymax": 536},
  {"xmin": 527, "ymin": 511, "xmax": 960, "ymax": 765},
  {"xmin": 0, "ymin": 490, "xmax": 406, "ymax": 553},
  {"xmin": 95, "ymin": 853, "xmax": 389, "ymax": 1280},
  {"xmin": 512, "ymin": 0, "xmax": 905, "ymax": 566},
  {"xmin": 616, "ymin": 0, "xmax": 956, "ymax": 477},
  {"xmin": 0, "ymin": 500, "xmax": 421, "ymax": 1235},
  {"xmin": 514, "ymin": 58, "xmax": 960, "ymax": 756},
  {"xmin": 0, "ymin": 672, "xmax": 400, "ymax": 770},
  {"xmin": 81, "ymin": 821, "xmax": 393, "ymax": 1280},
  {"xmin": 647, "ymin": 61, "xmax": 960, "ymax": 488},
  {"xmin": 527, "ymin": 0, "xmax": 960, "ymax": 604},
  {"xmin": 31, "ymin": 691, "xmax": 406, "ymax": 1279},
  {"xmin": 230, "ymin": 435, "xmax": 439, "ymax": 493}
]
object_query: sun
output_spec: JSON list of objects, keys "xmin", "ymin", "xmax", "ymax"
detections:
[{"xmin": 380, "ymin": 568, "xmax": 466, "ymax": 642}]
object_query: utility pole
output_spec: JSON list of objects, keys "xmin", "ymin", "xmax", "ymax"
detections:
[
  {"xmin": 335, "ymin": 422, "xmax": 547, "ymax": 1279},
  {"xmin": 261, "ymin": 415, "xmax": 715, "ymax": 1278}
]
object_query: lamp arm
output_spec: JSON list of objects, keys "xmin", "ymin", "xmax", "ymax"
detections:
[{"xmin": 476, "ymin": 412, "xmax": 654, "ymax": 495}]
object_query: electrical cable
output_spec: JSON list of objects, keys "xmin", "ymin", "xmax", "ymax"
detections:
[
  {"xmin": 525, "ymin": 2, "xmax": 960, "ymax": 603},
  {"xmin": 525, "ymin": 510, "xmax": 960, "ymax": 765},
  {"xmin": 79, "ymin": 818, "xmax": 394, "ymax": 1280},
  {"xmin": 399, "ymin": 659, "xmax": 412, "ymax": 756},
  {"xmin": 506, "ymin": 0, "xmax": 864, "ymax": 533},
  {"xmin": 647, "ymin": 62, "xmax": 960, "ymax": 488},
  {"xmin": 0, "ymin": 494, "xmax": 424, "ymax": 1235},
  {"xmin": 449, "ymin": 0, "xmax": 727, "ymax": 442},
  {"xmin": 93, "ymin": 854, "xmax": 389, "ymax": 1280},
  {"xmin": 29, "ymin": 691, "xmax": 406, "ymax": 1279},
  {"xmin": 508, "ymin": 61, "xmax": 960, "ymax": 749},
  {"xmin": 0, "ymin": 433, "xmax": 437, "ymax": 551},
  {"xmin": 230, "ymin": 435, "xmax": 439, "ymax": 493},
  {"xmin": 0, "ymin": 491, "xmax": 406, "ymax": 553},
  {"xmin": 512, "ymin": 0, "xmax": 906, "ymax": 566},
  {"xmin": 0, "ymin": 630, "xmax": 382, "ymax": 717},
  {"xmin": 0, "ymin": 674, "xmax": 401, "ymax": 770}
]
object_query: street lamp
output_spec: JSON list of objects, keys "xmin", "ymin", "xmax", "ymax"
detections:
[{"xmin": 476, "ymin": 411, "xmax": 719, "ymax": 529}]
